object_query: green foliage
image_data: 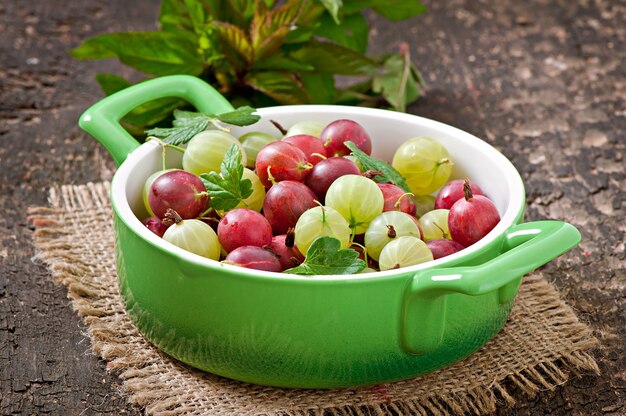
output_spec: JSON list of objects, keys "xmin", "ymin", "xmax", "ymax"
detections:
[
  {"xmin": 284, "ymin": 237, "xmax": 366, "ymax": 275},
  {"xmin": 145, "ymin": 107, "xmax": 260, "ymax": 145},
  {"xmin": 71, "ymin": 0, "xmax": 426, "ymax": 132},
  {"xmin": 345, "ymin": 141, "xmax": 411, "ymax": 192},
  {"xmin": 200, "ymin": 144, "xmax": 253, "ymax": 212}
]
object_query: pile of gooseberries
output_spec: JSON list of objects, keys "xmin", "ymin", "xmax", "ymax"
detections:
[{"xmin": 141, "ymin": 118, "xmax": 501, "ymax": 274}]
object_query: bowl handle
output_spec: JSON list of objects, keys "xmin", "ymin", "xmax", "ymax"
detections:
[
  {"xmin": 78, "ymin": 75, "xmax": 235, "ymax": 166},
  {"xmin": 400, "ymin": 220, "xmax": 581, "ymax": 355}
]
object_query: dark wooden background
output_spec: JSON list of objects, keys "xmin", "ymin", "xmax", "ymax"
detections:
[{"xmin": 1, "ymin": 0, "xmax": 624, "ymax": 414}]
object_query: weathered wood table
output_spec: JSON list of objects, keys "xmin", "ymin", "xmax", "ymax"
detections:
[{"xmin": 1, "ymin": 0, "xmax": 624, "ymax": 414}]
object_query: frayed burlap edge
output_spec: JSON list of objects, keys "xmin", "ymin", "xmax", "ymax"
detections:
[{"xmin": 28, "ymin": 182, "xmax": 600, "ymax": 416}]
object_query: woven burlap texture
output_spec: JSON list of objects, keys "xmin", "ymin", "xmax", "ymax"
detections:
[{"xmin": 28, "ymin": 182, "xmax": 599, "ymax": 416}]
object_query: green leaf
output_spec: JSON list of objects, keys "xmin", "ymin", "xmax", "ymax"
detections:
[
  {"xmin": 73, "ymin": 0, "xmax": 427, "ymax": 132},
  {"xmin": 145, "ymin": 107, "xmax": 260, "ymax": 145},
  {"xmin": 372, "ymin": 1, "xmax": 426, "ymax": 21},
  {"xmin": 118, "ymin": 102, "xmax": 182, "ymax": 136},
  {"xmin": 319, "ymin": 0, "xmax": 343, "ymax": 24},
  {"xmin": 71, "ymin": 32, "xmax": 204, "ymax": 76},
  {"xmin": 255, "ymin": 26, "xmax": 292, "ymax": 62},
  {"xmin": 146, "ymin": 117, "xmax": 210, "ymax": 145},
  {"xmin": 96, "ymin": 74, "xmax": 184, "ymax": 131},
  {"xmin": 289, "ymin": 41, "xmax": 376, "ymax": 75},
  {"xmin": 95, "ymin": 73, "xmax": 131, "ymax": 96},
  {"xmin": 200, "ymin": 145, "xmax": 253, "ymax": 211},
  {"xmin": 159, "ymin": 0, "xmax": 194, "ymax": 32},
  {"xmin": 315, "ymin": 12, "xmax": 368, "ymax": 53},
  {"xmin": 283, "ymin": 2, "xmax": 324, "ymax": 43},
  {"xmin": 345, "ymin": 141, "xmax": 411, "ymax": 192},
  {"xmin": 341, "ymin": 0, "xmax": 426, "ymax": 20},
  {"xmin": 124, "ymin": 99, "xmax": 184, "ymax": 130},
  {"xmin": 333, "ymin": 78, "xmax": 377, "ymax": 106},
  {"xmin": 284, "ymin": 237, "xmax": 365, "ymax": 275},
  {"xmin": 213, "ymin": 22, "xmax": 254, "ymax": 65},
  {"xmin": 249, "ymin": 1, "xmax": 304, "ymax": 61},
  {"xmin": 246, "ymin": 71, "xmax": 310, "ymax": 104},
  {"xmin": 299, "ymin": 73, "xmax": 336, "ymax": 104},
  {"xmin": 254, "ymin": 53, "xmax": 315, "ymax": 71},
  {"xmin": 372, "ymin": 49, "xmax": 424, "ymax": 112},
  {"xmin": 69, "ymin": 37, "xmax": 118, "ymax": 60},
  {"xmin": 283, "ymin": 24, "xmax": 318, "ymax": 44},
  {"xmin": 227, "ymin": 0, "xmax": 257, "ymax": 21},
  {"xmin": 215, "ymin": 106, "xmax": 260, "ymax": 126},
  {"xmin": 184, "ymin": 0, "xmax": 207, "ymax": 31},
  {"xmin": 270, "ymin": 0, "xmax": 306, "ymax": 27}
]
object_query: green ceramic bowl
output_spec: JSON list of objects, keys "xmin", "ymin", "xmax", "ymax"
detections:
[{"xmin": 79, "ymin": 75, "xmax": 581, "ymax": 388}]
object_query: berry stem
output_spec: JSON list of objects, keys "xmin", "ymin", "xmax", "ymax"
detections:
[
  {"xmin": 314, "ymin": 201, "xmax": 326, "ymax": 224},
  {"xmin": 162, "ymin": 208, "xmax": 183, "ymax": 226},
  {"xmin": 362, "ymin": 170, "xmax": 384, "ymax": 180},
  {"xmin": 394, "ymin": 192, "xmax": 415, "ymax": 209},
  {"xmin": 433, "ymin": 222, "xmax": 449, "ymax": 239},
  {"xmin": 270, "ymin": 120, "xmax": 288, "ymax": 136},
  {"xmin": 350, "ymin": 225, "xmax": 358, "ymax": 243},
  {"xmin": 351, "ymin": 242, "xmax": 370, "ymax": 265},
  {"xmin": 285, "ymin": 228, "xmax": 296, "ymax": 248},
  {"xmin": 266, "ymin": 166, "xmax": 277, "ymax": 185},
  {"xmin": 463, "ymin": 179, "xmax": 473, "ymax": 201},
  {"xmin": 299, "ymin": 162, "xmax": 314, "ymax": 172},
  {"xmin": 146, "ymin": 136, "xmax": 186, "ymax": 171}
]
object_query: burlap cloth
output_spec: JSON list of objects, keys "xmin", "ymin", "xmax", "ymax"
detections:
[{"xmin": 28, "ymin": 182, "xmax": 600, "ymax": 415}]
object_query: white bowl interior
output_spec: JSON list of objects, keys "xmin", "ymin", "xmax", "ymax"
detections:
[{"xmin": 113, "ymin": 106, "xmax": 525, "ymax": 279}]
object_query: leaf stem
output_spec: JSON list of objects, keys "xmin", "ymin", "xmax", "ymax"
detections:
[
  {"xmin": 395, "ymin": 192, "xmax": 415, "ymax": 209},
  {"xmin": 166, "ymin": 143, "xmax": 186, "ymax": 153},
  {"xmin": 266, "ymin": 166, "xmax": 277, "ymax": 185},
  {"xmin": 210, "ymin": 118, "xmax": 231, "ymax": 132},
  {"xmin": 146, "ymin": 136, "xmax": 187, "ymax": 170},
  {"xmin": 397, "ymin": 42, "xmax": 411, "ymax": 112},
  {"xmin": 199, "ymin": 206, "xmax": 217, "ymax": 218}
]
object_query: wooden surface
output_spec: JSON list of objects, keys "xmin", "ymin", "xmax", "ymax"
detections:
[{"xmin": 1, "ymin": 0, "xmax": 624, "ymax": 414}]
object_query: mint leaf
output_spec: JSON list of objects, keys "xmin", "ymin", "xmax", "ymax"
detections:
[
  {"xmin": 216, "ymin": 106, "xmax": 261, "ymax": 126},
  {"xmin": 341, "ymin": 0, "xmax": 426, "ymax": 20},
  {"xmin": 145, "ymin": 116, "xmax": 210, "ymax": 145},
  {"xmin": 95, "ymin": 73, "xmax": 132, "ymax": 95},
  {"xmin": 345, "ymin": 141, "xmax": 411, "ymax": 193},
  {"xmin": 373, "ymin": 1, "xmax": 426, "ymax": 21},
  {"xmin": 200, "ymin": 145, "xmax": 253, "ymax": 211},
  {"xmin": 159, "ymin": 0, "xmax": 193, "ymax": 32},
  {"xmin": 145, "ymin": 107, "xmax": 260, "ymax": 145},
  {"xmin": 319, "ymin": 0, "xmax": 343, "ymax": 24},
  {"xmin": 373, "ymin": 47, "xmax": 424, "ymax": 112},
  {"xmin": 299, "ymin": 73, "xmax": 337, "ymax": 104},
  {"xmin": 290, "ymin": 41, "xmax": 376, "ymax": 76},
  {"xmin": 254, "ymin": 53, "xmax": 316, "ymax": 71},
  {"xmin": 95, "ymin": 74, "xmax": 184, "ymax": 132},
  {"xmin": 73, "ymin": 0, "xmax": 427, "ymax": 130},
  {"xmin": 315, "ymin": 12, "xmax": 368, "ymax": 53},
  {"xmin": 71, "ymin": 32, "xmax": 204, "ymax": 76},
  {"xmin": 246, "ymin": 71, "xmax": 311, "ymax": 104},
  {"xmin": 284, "ymin": 237, "xmax": 365, "ymax": 275},
  {"xmin": 213, "ymin": 21, "xmax": 254, "ymax": 67}
]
